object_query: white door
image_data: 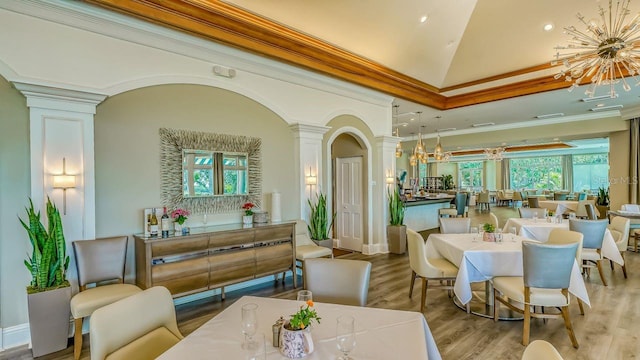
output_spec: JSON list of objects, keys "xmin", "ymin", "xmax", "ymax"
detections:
[{"xmin": 336, "ymin": 156, "xmax": 363, "ymax": 252}]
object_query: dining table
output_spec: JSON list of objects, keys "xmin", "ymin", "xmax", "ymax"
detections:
[
  {"xmin": 502, "ymin": 217, "xmax": 624, "ymax": 265},
  {"xmin": 157, "ymin": 295, "xmax": 442, "ymax": 360},
  {"xmin": 538, "ymin": 200, "xmax": 599, "ymax": 217},
  {"xmin": 425, "ymin": 233, "xmax": 591, "ymax": 319}
]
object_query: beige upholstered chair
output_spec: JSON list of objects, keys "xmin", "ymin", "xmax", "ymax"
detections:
[
  {"xmin": 527, "ymin": 197, "xmax": 540, "ymax": 209},
  {"xmin": 293, "ymin": 219, "xmax": 333, "ymax": 288},
  {"xmin": 90, "ymin": 286, "xmax": 183, "ymax": 360},
  {"xmin": 493, "ymin": 240, "xmax": 580, "ymax": 348},
  {"xmin": 584, "ymin": 203, "xmax": 598, "ymax": 220},
  {"xmin": 512, "ymin": 191, "xmax": 524, "ymax": 208},
  {"xmin": 71, "ymin": 236, "xmax": 142, "ymax": 360},
  {"xmin": 303, "ymin": 258, "xmax": 371, "ymax": 306},
  {"xmin": 496, "ymin": 190, "xmax": 512, "ymax": 206},
  {"xmin": 546, "ymin": 229, "xmax": 585, "ymax": 315},
  {"xmin": 569, "ymin": 219, "xmax": 609, "ymax": 286},
  {"xmin": 476, "ymin": 191, "xmax": 490, "ymax": 211},
  {"xmin": 608, "ymin": 216, "xmax": 630, "ymax": 278},
  {"xmin": 518, "ymin": 207, "xmax": 547, "ymax": 219},
  {"xmin": 522, "ymin": 340, "xmax": 564, "ymax": 360},
  {"xmin": 406, "ymin": 229, "xmax": 458, "ymax": 312},
  {"xmin": 572, "ymin": 199, "xmax": 594, "ymax": 219},
  {"xmin": 439, "ymin": 217, "xmax": 471, "ymax": 234},
  {"xmin": 488, "ymin": 212, "xmax": 499, "ymax": 230}
]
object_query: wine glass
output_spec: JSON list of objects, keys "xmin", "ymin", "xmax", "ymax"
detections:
[
  {"xmin": 509, "ymin": 227, "xmax": 517, "ymax": 242},
  {"xmin": 244, "ymin": 332, "xmax": 266, "ymax": 360},
  {"xmin": 336, "ymin": 315, "xmax": 356, "ymax": 360},
  {"xmin": 241, "ymin": 303, "xmax": 258, "ymax": 349},
  {"xmin": 495, "ymin": 229, "xmax": 503, "ymax": 243},
  {"xmin": 470, "ymin": 226, "xmax": 478, "ymax": 242},
  {"xmin": 297, "ymin": 290, "xmax": 313, "ymax": 302},
  {"xmin": 533, "ymin": 212, "xmax": 538, "ymax": 223}
]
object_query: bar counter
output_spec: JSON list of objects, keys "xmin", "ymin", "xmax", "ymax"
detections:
[{"xmin": 403, "ymin": 195, "xmax": 454, "ymax": 231}]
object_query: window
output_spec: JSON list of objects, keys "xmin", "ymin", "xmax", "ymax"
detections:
[
  {"xmin": 223, "ymin": 154, "xmax": 248, "ymax": 195},
  {"xmin": 418, "ymin": 162, "xmax": 427, "ymax": 187},
  {"xmin": 572, "ymin": 153, "xmax": 608, "ymax": 191},
  {"xmin": 182, "ymin": 150, "xmax": 248, "ymax": 197},
  {"xmin": 458, "ymin": 161, "xmax": 483, "ymax": 189},
  {"xmin": 510, "ymin": 157, "xmax": 562, "ymax": 190}
]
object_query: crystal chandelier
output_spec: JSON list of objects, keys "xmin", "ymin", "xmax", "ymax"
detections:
[
  {"xmin": 553, "ymin": 0, "xmax": 640, "ymax": 98},
  {"xmin": 393, "ymin": 105, "xmax": 403, "ymax": 158},
  {"xmin": 485, "ymin": 147, "xmax": 506, "ymax": 161}
]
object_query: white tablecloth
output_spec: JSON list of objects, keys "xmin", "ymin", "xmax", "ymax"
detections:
[
  {"xmin": 426, "ymin": 233, "xmax": 590, "ymax": 307},
  {"xmin": 502, "ymin": 218, "xmax": 623, "ymax": 265},
  {"xmin": 157, "ymin": 296, "xmax": 441, "ymax": 360},
  {"xmin": 538, "ymin": 200, "xmax": 600, "ymax": 216}
]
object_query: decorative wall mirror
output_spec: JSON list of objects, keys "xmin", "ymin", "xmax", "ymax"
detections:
[
  {"xmin": 160, "ymin": 128, "xmax": 261, "ymax": 214},
  {"xmin": 182, "ymin": 150, "xmax": 248, "ymax": 197}
]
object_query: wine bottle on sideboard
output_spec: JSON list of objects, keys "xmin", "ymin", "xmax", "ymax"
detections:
[
  {"xmin": 161, "ymin": 207, "xmax": 170, "ymax": 238},
  {"xmin": 150, "ymin": 209, "xmax": 159, "ymax": 237}
]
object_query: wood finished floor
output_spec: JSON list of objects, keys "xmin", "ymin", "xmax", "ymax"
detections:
[{"xmin": 3, "ymin": 205, "xmax": 640, "ymax": 359}]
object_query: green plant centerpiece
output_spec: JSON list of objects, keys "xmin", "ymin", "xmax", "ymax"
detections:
[
  {"xmin": 482, "ymin": 223, "xmax": 496, "ymax": 242},
  {"xmin": 387, "ymin": 188, "xmax": 407, "ymax": 254},
  {"xmin": 595, "ymin": 187, "xmax": 610, "ymax": 219},
  {"xmin": 441, "ymin": 174, "xmax": 454, "ymax": 190},
  {"xmin": 307, "ymin": 192, "xmax": 336, "ymax": 248},
  {"xmin": 19, "ymin": 197, "xmax": 72, "ymax": 357}
]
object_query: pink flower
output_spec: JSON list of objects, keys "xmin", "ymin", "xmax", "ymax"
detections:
[{"xmin": 171, "ymin": 208, "xmax": 190, "ymax": 224}]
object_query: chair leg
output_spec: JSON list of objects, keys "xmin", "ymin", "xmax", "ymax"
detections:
[
  {"xmin": 420, "ymin": 278, "xmax": 428, "ymax": 312},
  {"xmin": 595, "ymin": 260, "xmax": 608, "ymax": 286},
  {"xmin": 522, "ymin": 303, "xmax": 531, "ymax": 346},
  {"xmin": 493, "ymin": 289, "xmax": 499, "ymax": 321},
  {"xmin": 409, "ymin": 271, "xmax": 416, "ymax": 298},
  {"xmin": 621, "ymin": 252, "xmax": 627, "ymax": 279},
  {"xmin": 560, "ymin": 306, "xmax": 579, "ymax": 349},
  {"xmin": 577, "ymin": 299, "xmax": 585, "ymax": 315},
  {"xmin": 74, "ymin": 318, "xmax": 83, "ymax": 360},
  {"xmin": 610, "ymin": 259, "xmax": 614, "ymax": 270}
]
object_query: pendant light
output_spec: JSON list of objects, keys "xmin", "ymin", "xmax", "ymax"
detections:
[
  {"xmin": 433, "ymin": 115, "xmax": 444, "ymax": 161},
  {"xmin": 408, "ymin": 132, "xmax": 417, "ymax": 167},
  {"xmin": 393, "ymin": 105, "xmax": 403, "ymax": 158},
  {"xmin": 414, "ymin": 112, "xmax": 427, "ymax": 163}
]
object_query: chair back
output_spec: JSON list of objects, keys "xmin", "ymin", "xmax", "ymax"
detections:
[
  {"xmin": 406, "ymin": 229, "xmax": 444, "ymax": 278},
  {"xmin": 295, "ymin": 219, "xmax": 315, "ymax": 246},
  {"xmin": 574, "ymin": 199, "xmax": 590, "ymax": 218},
  {"xmin": 609, "ymin": 216, "xmax": 630, "ymax": 251},
  {"xmin": 522, "ymin": 241, "xmax": 578, "ymax": 289},
  {"xmin": 303, "ymin": 258, "xmax": 371, "ymax": 306},
  {"xmin": 477, "ymin": 191, "xmax": 489, "ymax": 203},
  {"xmin": 513, "ymin": 191, "xmax": 524, "ymax": 201},
  {"xmin": 90, "ymin": 286, "xmax": 183, "ymax": 360},
  {"xmin": 522, "ymin": 340, "xmax": 565, "ymax": 360},
  {"xmin": 554, "ymin": 193, "xmax": 568, "ymax": 201},
  {"xmin": 73, "ymin": 236, "xmax": 128, "ymax": 289},
  {"xmin": 518, "ymin": 207, "xmax": 547, "ymax": 219},
  {"xmin": 584, "ymin": 203, "xmax": 597, "ymax": 220},
  {"xmin": 527, "ymin": 197, "xmax": 540, "ymax": 208},
  {"xmin": 439, "ymin": 217, "xmax": 471, "ymax": 234},
  {"xmin": 622, "ymin": 204, "xmax": 640, "ymax": 212},
  {"xmin": 455, "ymin": 192, "xmax": 468, "ymax": 216},
  {"xmin": 569, "ymin": 219, "xmax": 608, "ymax": 249},
  {"xmin": 578, "ymin": 193, "xmax": 587, "ymax": 201},
  {"xmin": 546, "ymin": 229, "xmax": 583, "ymax": 262},
  {"xmin": 489, "ymin": 212, "xmax": 499, "ymax": 229}
]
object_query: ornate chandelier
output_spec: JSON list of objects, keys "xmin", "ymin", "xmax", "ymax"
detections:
[
  {"xmin": 553, "ymin": 0, "xmax": 640, "ymax": 98},
  {"xmin": 393, "ymin": 105, "xmax": 403, "ymax": 158},
  {"xmin": 485, "ymin": 147, "xmax": 506, "ymax": 161}
]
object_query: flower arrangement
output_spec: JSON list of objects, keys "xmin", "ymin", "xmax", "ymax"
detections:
[
  {"xmin": 242, "ymin": 202, "xmax": 255, "ymax": 216},
  {"xmin": 171, "ymin": 208, "xmax": 190, "ymax": 225},
  {"xmin": 287, "ymin": 300, "xmax": 321, "ymax": 330}
]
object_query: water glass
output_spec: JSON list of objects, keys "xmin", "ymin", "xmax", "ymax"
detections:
[
  {"xmin": 495, "ymin": 229, "xmax": 503, "ymax": 243},
  {"xmin": 241, "ymin": 303, "xmax": 259, "ymax": 349},
  {"xmin": 336, "ymin": 315, "xmax": 356, "ymax": 360},
  {"xmin": 244, "ymin": 332, "xmax": 266, "ymax": 360},
  {"xmin": 509, "ymin": 227, "xmax": 517, "ymax": 242},
  {"xmin": 533, "ymin": 213, "xmax": 538, "ymax": 223},
  {"xmin": 297, "ymin": 290, "xmax": 313, "ymax": 302},
  {"xmin": 470, "ymin": 227, "xmax": 479, "ymax": 242}
]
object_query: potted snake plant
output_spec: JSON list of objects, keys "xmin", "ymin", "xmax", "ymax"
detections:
[
  {"xmin": 387, "ymin": 188, "xmax": 407, "ymax": 254},
  {"xmin": 307, "ymin": 192, "xmax": 336, "ymax": 248},
  {"xmin": 19, "ymin": 198, "xmax": 71, "ymax": 357}
]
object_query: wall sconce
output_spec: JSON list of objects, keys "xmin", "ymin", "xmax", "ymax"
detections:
[
  {"xmin": 305, "ymin": 166, "xmax": 317, "ymax": 197},
  {"xmin": 52, "ymin": 157, "xmax": 76, "ymax": 215}
]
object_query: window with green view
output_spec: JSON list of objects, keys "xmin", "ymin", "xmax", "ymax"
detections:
[
  {"xmin": 459, "ymin": 161, "xmax": 483, "ymax": 189},
  {"xmin": 572, "ymin": 153, "xmax": 608, "ymax": 192},
  {"xmin": 510, "ymin": 157, "xmax": 562, "ymax": 190}
]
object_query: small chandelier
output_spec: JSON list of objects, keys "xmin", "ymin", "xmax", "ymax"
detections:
[
  {"xmin": 485, "ymin": 147, "xmax": 506, "ymax": 161},
  {"xmin": 553, "ymin": 0, "xmax": 640, "ymax": 98},
  {"xmin": 393, "ymin": 105, "xmax": 403, "ymax": 158}
]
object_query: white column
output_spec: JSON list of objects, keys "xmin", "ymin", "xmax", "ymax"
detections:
[
  {"xmin": 290, "ymin": 124, "xmax": 331, "ymax": 220},
  {"xmin": 14, "ymin": 81, "xmax": 106, "ymax": 249},
  {"xmin": 370, "ymin": 135, "xmax": 399, "ymax": 254}
]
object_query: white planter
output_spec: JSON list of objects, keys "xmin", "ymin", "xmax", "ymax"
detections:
[{"xmin": 243, "ymin": 215, "xmax": 253, "ymax": 225}]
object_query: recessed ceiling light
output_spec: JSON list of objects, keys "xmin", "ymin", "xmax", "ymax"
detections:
[
  {"xmin": 420, "ymin": 15, "xmax": 428, "ymax": 23},
  {"xmin": 581, "ymin": 94, "xmax": 618, "ymax": 102},
  {"xmin": 553, "ymin": 137, "xmax": 560, "ymax": 141},
  {"xmin": 596, "ymin": 103, "xmax": 605, "ymax": 107},
  {"xmin": 590, "ymin": 104, "xmax": 623, "ymax": 112},
  {"xmin": 543, "ymin": 23, "xmax": 554, "ymax": 31},
  {"xmin": 410, "ymin": 117, "xmax": 415, "ymax": 121},
  {"xmin": 438, "ymin": 128, "xmax": 457, "ymax": 132},
  {"xmin": 402, "ymin": 124, "xmax": 408, "ymax": 127},
  {"xmin": 535, "ymin": 113, "xmax": 564, "ymax": 119},
  {"xmin": 472, "ymin": 122, "xmax": 495, "ymax": 127}
]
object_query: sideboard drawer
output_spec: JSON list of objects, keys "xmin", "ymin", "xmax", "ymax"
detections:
[
  {"xmin": 152, "ymin": 256, "xmax": 209, "ymax": 283},
  {"xmin": 151, "ymin": 236, "xmax": 209, "ymax": 257}
]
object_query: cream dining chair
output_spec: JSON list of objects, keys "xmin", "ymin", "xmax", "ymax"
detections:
[
  {"xmin": 488, "ymin": 212, "xmax": 499, "ymax": 230},
  {"xmin": 303, "ymin": 258, "xmax": 371, "ymax": 306},
  {"xmin": 522, "ymin": 340, "xmax": 565, "ymax": 360},
  {"xmin": 569, "ymin": 219, "xmax": 609, "ymax": 286},
  {"xmin": 71, "ymin": 236, "xmax": 142, "ymax": 360},
  {"xmin": 90, "ymin": 286, "xmax": 183, "ymax": 360},
  {"xmin": 292, "ymin": 219, "xmax": 333, "ymax": 288},
  {"xmin": 406, "ymin": 229, "xmax": 458, "ymax": 312},
  {"xmin": 439, "ymin": 217, "xmax": 471, "ymax": 234},
  {"xmin": 546, "ymin": 229, "xmax": 586, "ymax": 315},
  {"xmin": 493, "ymin": 239, "xmax": 580, "ymax": 348},
  {"xmin": 608, "ymin": 216, "xmax": 630, "ymax": 278},
  {"xmin": 518, "ymin": 207, "xmax": 547, "ymax": 219}
]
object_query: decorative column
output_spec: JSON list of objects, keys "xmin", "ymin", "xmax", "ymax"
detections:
[
  {"xmin": 14, "ymin": 82, "xmax": 106, "ymax": 246},
  {"xmin": 290, "ymin": 124, "xmax": 331, "ymax": 221},
  {"xmin": 371, "ymin": 135, "xmax": 399, "ymax": 254}
]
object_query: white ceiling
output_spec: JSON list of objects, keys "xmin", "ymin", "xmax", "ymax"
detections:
[{"xmin": 224, "ymin": 0, "xmax": 640, "ymax": 146}]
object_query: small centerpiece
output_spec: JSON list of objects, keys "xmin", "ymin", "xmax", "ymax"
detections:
[
  {"xmin": 482, "ymin": 223, "xmax": 496, "ymax": 242},
  {"xmin": 280, "ymin": 300, "xmax": 321, "ymax": 358},
  {"xmin": 242, "ymin": 202, "xmax": 255, "ymax": 224},
  {"xmin": 171, "ymin": 208, "xmax": 190, "ymax": 234}
]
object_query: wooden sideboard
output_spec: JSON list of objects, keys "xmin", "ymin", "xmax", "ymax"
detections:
[{"xmin": 134, "ymin": 221, "xmax": 296, "ymax": 298}]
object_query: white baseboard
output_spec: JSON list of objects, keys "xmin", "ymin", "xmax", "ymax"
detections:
[
  {"xmin": 362, "ymin": 243, "xmax": 388, "ymax": 255},
  {"xmin": 2, "ymin": 323, "xmax": 30, "ymax": 352}
]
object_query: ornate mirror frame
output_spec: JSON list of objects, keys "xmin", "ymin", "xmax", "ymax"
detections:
[{"xmin": 160, "ymin": 128, "xmax": 262, "ymax": 214}]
